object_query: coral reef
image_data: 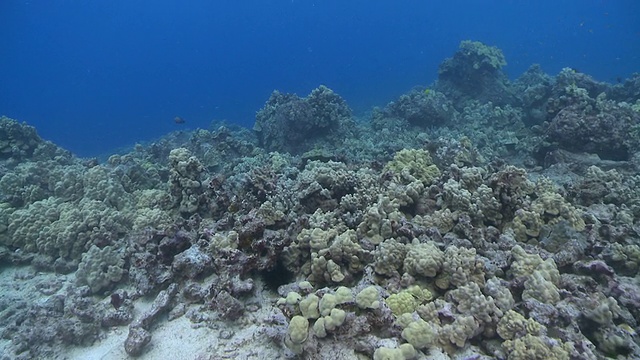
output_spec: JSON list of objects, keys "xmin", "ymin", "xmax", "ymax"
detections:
[{"xmin": 1, "ymin": 40, "xmax": 640, "ymax": 359}]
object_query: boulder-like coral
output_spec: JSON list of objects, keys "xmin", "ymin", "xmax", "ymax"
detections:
[
  {"xmin": 497, "ymin": 310, "xmax": 544, "ymax": 341},
  {"xmin": 0, "ymin": 116, "xmax": 51, "ymax": 161},
  {"xmin": 4, "ymin": 197, "xmax": 128, "ymax": 260},
  {"xmin": 403, "ymin": 240, "xmax": 444, "ymax": 278},
  {"xmin": 437, "ymin": 40, "xmax": 514, "ymax": 105},
  {"xmin": 447, "ymin": 282, "xmax": 503, "ymax": 327},
  {"xmin": 373, "ymin": 344, "xmax": 417, "ymax": 360},
  {"xmin": 401, "ymin": 318, "xmax": 437, "ymax": 349},
  {"xmin": 355, "ymin": 285, "xmax": 380, "ymax": 309},
  {"xmin": 307, "ymin": 229, "xmax": 366, "ymax": 284},
  {"xmin": 438, "ymin": 315, "xmax": 480, "ymax": 348},
  {"xmin": 254, "ymin": 85, "xmax": 353, "ymax": 154},
  {"xmin": 384, "ymin": 149, "xmax": 441, "ymax": 186},
  {"xmin": 502, "ymin": 334, "xmax": 572, "ymax": 360},
  {"xmin": 285, "ymin": 315, "xmax": 310, "ymax": 354},
  {"xmin": 385, "ymin": 291, "xmax": 420, "ymax": 316},
  {"xmin": 76, "ymin": 245, "xmax": 125, "ymax": 294},
  {"xmin": 357, "ymin": 197, "xmax": 403, "ymax": 245},
  {"xmin": 544, "ymin": 73, "xmax": 640, "ymax": 161},
  {"xmin": 383, "ymin": 88, "xmax": 456, "ymax": 127},
  {"xmin": 435, "ymin": 245, "xmax": 485, "ymax": 290},
  {"xmin": 168, "ymin": 147, "xmax": 206, "ymax": 215},
  {"xmin": 373, "ymin": 238, "xmax": 407, "ymax": 276}
]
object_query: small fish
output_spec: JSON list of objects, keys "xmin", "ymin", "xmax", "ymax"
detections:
[
  {"xmin": 423, "ymin": 89, "xmax": 431, "ymax": 95},
  {"xmin": 619, "ymin": 323, "xmax": 636, "ymax": 336},
  {"xmin": 174, "ymin": 116, "xmax": 186, "ymax": 124}
]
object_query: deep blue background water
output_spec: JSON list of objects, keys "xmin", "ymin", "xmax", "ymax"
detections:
[{"xmin": 1, "ymin": 1, "xmax": 638, "ymax": 157}]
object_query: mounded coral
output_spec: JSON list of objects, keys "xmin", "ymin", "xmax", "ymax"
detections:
[
  {"xmin": 76, "ymin": 244, "xmax": 125, "ymax": 294},
  {"xmin": 254, "ymin": 85, "xmax": 353, "ymax": 154},
  {"xmin": 4, "ymin": 197, "xmax": 128, "ymax": 260},
  {"xmin": 497, "ymin": 310, "xmax": 544, "ymax": 341},
  {"xmin": 502, "ymin": 334, "xmax": 572, "ymax": 360},
  {"xmin": 403, "ymin": 240, "xmax": 444, "ymax": 278},
  {"xmin": 544, "ymin": 68, "xmax": 640, "ymax": 161},
  {"xmin": 437, "ymin": 40, "xmax": 514, "ymax": 105},
  {"xmin": 383, "ymin": 88, "xmax": 456, "ymax": 127},
  {"xmin": 0, "ymin": 116, "xmax": 59, "ymax": 162},
  {"xmin": 168, "ymin": 147, "xmax": 206, "ymax": 215},
  {"xmin": 384, "ymin": 149, "xmax": 441, "ymax": 186}
]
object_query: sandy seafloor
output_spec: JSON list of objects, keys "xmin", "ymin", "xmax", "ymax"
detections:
[{"xmin": 0, "ymin": 267, "xmax": 282, "ymax": 360}]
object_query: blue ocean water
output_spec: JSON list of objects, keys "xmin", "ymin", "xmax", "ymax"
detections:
[{"xmin": 1, "ymin": 0, "xmax": 638, "ymax": 157}]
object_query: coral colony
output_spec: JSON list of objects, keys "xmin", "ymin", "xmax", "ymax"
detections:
[{"xmin": 1, "ymin": 41, "xmax": 640, "ymax": 359}]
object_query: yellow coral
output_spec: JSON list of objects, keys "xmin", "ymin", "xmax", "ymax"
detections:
[
  {"xmin": 385, "ymin": 291, "xmax": 419, "ymax": 316},
  {"xmin": 384, "ymin": 148, "xmax": 441, "ymax": 185},
  {"xmin": 497, "ymin": 310, "xmax": 544, "ymax": 340},
  {"xmin": 385, "ymin": 285, "xmax": 433, "ymax": 316},
  {"xmin": 502, "ymin": 334, "xmax": 571, "ymax": 360}
]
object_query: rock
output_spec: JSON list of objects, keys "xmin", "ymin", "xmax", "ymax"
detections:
[{"xmin": 124, "ymin": 326, "xmax": 151, "ymax": 356}]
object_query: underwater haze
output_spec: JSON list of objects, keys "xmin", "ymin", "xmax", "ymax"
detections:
[{"xmin": 1, "ymin": 0, "xmax": 639, "ymax": 157}]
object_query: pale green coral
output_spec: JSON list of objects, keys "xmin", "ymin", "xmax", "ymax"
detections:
[
  {"xmin": 448, "ymin": 282, "xmax": 503, "ymax": 325},
  {"xmin": 168, "ymin": 147, "xmax": 205, "ymax": 214},
  {"xmin": 413, "ymin": 208, "xmax": 455, "ymax": 234},
  {"xmin": 355, "ymin": 286, "xmax": 380, "ymax": 309},
  {"xmin": 256, "ymin": 200, "xmax": 286, "ymax": 226},
  {"xmin": 502, "ymin": 334, "xmax": 572, "ymax": 360},
  {"xmin": 83, "ymin": 165, "xmax": 132, "ymax": 211},
  {"xmin": 497, "ymin": 310, "xmax": 544, "ymax": 341},
  {"xmin": 285, "ymin": 315, "xmax": 309, "ymax": 354},
  {"xmin": 438, "ymin": 315, "xmax": 479, "ymax": 348},
  {"xmin": 385, "ymin": 291, "xmax": 420, "ymax": 316},
  {"xmin": 593, "ymin": 327, "xmax": 632, "ymax": 355},
  {"xmin": 299, "ymin": 294, "xmax": 320, "ymax": 319},
  {"xmin": 335, "ymin": 286, "xmax": 353, "ymax": 304},
  {"xmin": 373, "ymin": 238, "xmax": 407, "ymax": 276},
  {"xmin": 357, "ymin": 197, "xmax": 402, "ymax": 245},
  {"xmin": 313, "ymin": 308, "xmax": 346, "ymax": 338},
  {"xmin": 308, "ymin": 229, "xmax": 365, "ymax": 283},
  {"xmin": 602, "ymin": 242, "xmax": 640, "ymax": 274},
  {"xmin": 508, "ymin": 246, "xmax": 562, "ymax": 303},
  {"xmin": 401, "ymin": 318, "xmax": 436, "ymax": 349},
  {"xmin": 319, "ymin": 293, "xmax": 338, "ymax": 317},
  {"xmin": 282, "ymin": 292, "xmax": 302, "ymax": 305},
  {"xmin": 584, "ymin": 296, "xmax": 621, "ymax": 325},
  {"xmin": 133, "ymin": 189, "xmax": 171, "ymax": 210},
  {"xmin": 384, "ymin": 148, "xmax": 440, "ymax": 185},
  {"xmin": 509, "ymin": 245, "xmax": 544, "ymax": 278},
  {"xmin": 373, "ymin": 344, "xmax": 417, "ymax": 360},
  {"xmin": 435, "ymin": 245, "xmax": 485, "ymax": 290},
  {"xmin": 385, "ymin": 285, "xmax": 433, "ymax": 316},
  {"xmin": 322, "ymin": 308, "xmax": 346, "ymax": 332},
  {"xmin": 5, "ymin": 197, "xmax": 128, "ymax": 259},
  {"xmin": 484, "ymin": 277, "xmax": 515, "ymax": 313},
  {"xmin": 531, "ymin": 192, "xmax": 585, "ymax": 231},
  {"xmin": 510, "ymin": 209, "xmax": 543, "ymax": 241},
  {"xmin": 297, "ymin": 227, "xmax": 336, "ymax": 252},
  {"xmin": 403, "ymin": 240, "xmax": 443, "ymax": 278},
  {"xmin": 443, "ymin": 178, "xmax": 474, "ymax": 213},
  {"xmin": 459, "ymin": 40, "xmax": 507, "ymax": 70},
  {"xmin": 522, "ymin": 259, "xmax": 561, "ymax": 304},
  {"xmin": 132, "ymin": 207, "xmax": 173, "ymax": 231},
  {"xmin": 207, "ymin": 230, "xmax": 239, "ymax": 251},
  {"xmin": 76, "ymin": 245, "xmax": 125, "ymax": 294}
]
